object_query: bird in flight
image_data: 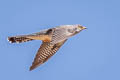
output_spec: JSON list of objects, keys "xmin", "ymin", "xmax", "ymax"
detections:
[{"xmin": 8, "ymin": 24, "xmax": 87, "ymax": 71}]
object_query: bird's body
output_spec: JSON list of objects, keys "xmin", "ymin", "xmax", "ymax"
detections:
[{"xmin": 8, "ymin": 24, "xmax": 86, "ymax": 71}]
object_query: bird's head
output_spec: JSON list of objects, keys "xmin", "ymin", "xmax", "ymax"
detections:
[
  {"xmin": 67, "ymin": 24, "xmax": 87, "ymax": 35},
  {"xmin": 75, "ymin": 24, "xmax": 87, "ymax": 32}
]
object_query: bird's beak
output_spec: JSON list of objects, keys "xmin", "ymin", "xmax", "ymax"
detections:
[{"xmin": 82, "ymin": 26, "xmax": 87, "ymax": 30}]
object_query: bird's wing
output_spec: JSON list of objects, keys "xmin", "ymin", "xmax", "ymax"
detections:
[
  {"xmin": 30, "ymin": 39, "xmax": 67, "ymax": 71},
  {"xmin": 51, "ymin": 27, "xmax": 72, "ymax": 44}
]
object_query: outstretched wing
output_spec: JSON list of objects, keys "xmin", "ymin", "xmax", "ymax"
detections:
[{"xmin": 30, "ymin": 39, "xmax": 67, "ymax": 71}]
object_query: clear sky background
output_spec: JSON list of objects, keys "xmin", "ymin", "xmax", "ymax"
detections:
[{"xmin": 0, "ymin": 0, "xmax": 120, "ymax": 80}]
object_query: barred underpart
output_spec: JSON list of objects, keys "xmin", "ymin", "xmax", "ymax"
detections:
[{"xmin": 30, "ymin": 39, "xmax": 67, "ymax": 71}]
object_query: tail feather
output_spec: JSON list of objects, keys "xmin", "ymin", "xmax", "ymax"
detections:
[{"xmin": 8, "ymin": 36, "xmax": 34, "ymax": 43}]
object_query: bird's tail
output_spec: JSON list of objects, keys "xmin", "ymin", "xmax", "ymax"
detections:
[
  {"xmin": 7, "ymin": 29, "xmax": 53, "ymax": 43},
  {"xmin": 7, "ymin": 35, "xmax": 34, "ymax": 43}
]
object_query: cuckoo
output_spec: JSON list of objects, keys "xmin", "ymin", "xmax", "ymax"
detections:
[{"xmin": 8, "ymin": 24, "xmax": 87, "ymax": 71}]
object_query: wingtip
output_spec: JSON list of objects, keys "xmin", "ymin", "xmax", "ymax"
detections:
[
  {"xmin": 29, "ymin": 64, "xmax": 39, "ymax": 71},
  {"xmin": 29, "ymin": 68, "xmax": 33, "ymax": 71},
  {"xmin": 29, "ymin": 62, "xmax": 43, "ymax": 71},
  {"xmin": 29, "ymin": 66, "xmax": 35, "ymax": 71}
]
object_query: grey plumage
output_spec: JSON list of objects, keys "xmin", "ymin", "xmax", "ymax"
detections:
[{"xmin": 7, "ymin": 24, "xmax": 87, "ymax": 71}]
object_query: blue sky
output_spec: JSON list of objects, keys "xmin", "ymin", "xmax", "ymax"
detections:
[{"xmin": 0, "ymin": 0, "xmax": 120, "ymax": 80}]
